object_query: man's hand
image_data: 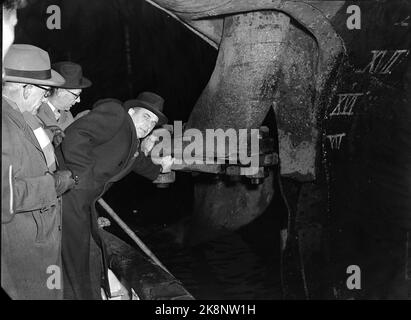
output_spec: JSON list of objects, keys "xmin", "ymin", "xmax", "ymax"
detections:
[
  {"xmin": 44, "ymin": 125, "xmax": 65, "ymax": 147},
  {"xmin": 159, "ymin": 155, "xmax": 174, "ymax": 173},
  {"xmin": 73, "ymin": 109, "xmax": 90, "ymax": 121},
  {"xmin": 97, "ymin": 217, "xmax": 111, "ymax": 228},
  {"xmin": 52, "ymin": 170, "xmax": 76, "ymax": 196},
  {"xmin": 141, "ymin": 133, "xmax": 160, "ymax": 156}
]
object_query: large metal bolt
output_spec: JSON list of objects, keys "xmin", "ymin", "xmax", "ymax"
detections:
[
  {"xmin": 258, "ymin": 126, "xmax": 270, "ymax": 139},
  {"xmin": 261, "ymin": 152, "xmax": 279, "ymax": 166},
  {"xmin": 250, "ymin": 178, "xmax": 263, "ymax": 185},
  {"xmin": 153, "ymin": 171, "xmax": 176, "ymax": 188},
  {"xmin": 246, "ymin": 167, "xmax": 267, "ymax": 185}
]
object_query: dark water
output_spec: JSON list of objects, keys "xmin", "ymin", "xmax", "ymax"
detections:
[
  {"xmin": 102, "ymin": 173, "xmax": 284, "ymax": 300},
  {"xmin": 143, "ymin": 229, "xmax": 282, "ymax": 300}
]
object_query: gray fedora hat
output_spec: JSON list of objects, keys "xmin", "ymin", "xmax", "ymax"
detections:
[{"xmin": 3, "ymin": 44, "xmax": 65, "ymax": 86}]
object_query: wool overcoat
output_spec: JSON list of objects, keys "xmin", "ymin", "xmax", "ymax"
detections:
[
  {"xmin": 59, "ymin": 98, "xmax": 162, "ymax": 299},
  {"xmin": 1, "ymin": 98, "xmax": 62, "ymax": 300}
]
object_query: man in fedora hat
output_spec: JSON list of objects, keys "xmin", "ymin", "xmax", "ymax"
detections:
[
  {"xmin": 58, "ymin": 92, "xmax": 173, "ymax": 299},
  {"xmin": 37, "ymin": 61, "xmax": 92, "ymax": 146},
  {"xmin": 2, "ymin": 44, "xmax": 76, "ymax": 299}
]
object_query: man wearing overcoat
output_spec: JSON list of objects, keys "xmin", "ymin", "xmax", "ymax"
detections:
[
  {"xmin": 59, "ymin": 92, "xmax": 173, "ymax": 299},
  {"xmin": 2, "ymin": 44, "xmax": 75, "ymax": 299}
]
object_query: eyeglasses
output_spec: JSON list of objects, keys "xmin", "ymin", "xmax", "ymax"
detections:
[
  {"xmin": 66, "ymin": 90, "xmax": 81, "ymax": 100},
  {"xmin": 24, "ymin": 84, "xmax": 52, "ymax": 97}
]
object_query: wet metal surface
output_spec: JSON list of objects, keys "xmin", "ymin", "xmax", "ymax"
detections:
[{"xmin": 183, "ymin": 11, "xmax": 290, "ymax": 241}]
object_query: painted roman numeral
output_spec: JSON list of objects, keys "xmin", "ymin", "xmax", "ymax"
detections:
[
  {"xmin": 330, "ymin": 93, "xmax": 363, "ymax": 117},
  {"xmin": 358, "ymin": 50, "xmax": 409, "ymax": 74},
  {"xmin": 327, "ymin": 133, "xmax": 346, "ymax": 150}
]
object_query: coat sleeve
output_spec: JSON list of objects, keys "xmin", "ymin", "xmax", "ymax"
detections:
[
  {"xmin": 60, "ymin": 99, "xmax": 125, "ymax": 189},
  {"xmin": 132, "ymin": 146, "xmax": 162, "ymax": 181},
  {"xmin": 59, "ymin": 110, "xmax": 74, "ymax": 131},
  {"xmin": 2, "ymin": 115, "xmax": 57, "ymax": 223}
]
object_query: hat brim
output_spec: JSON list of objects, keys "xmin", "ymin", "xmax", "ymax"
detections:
[
  {"xmin": 124, "ymin": 99, "xmax": 168, "ymax": 126},
  {"xmin": 58, "ymin": 76, "xmax": 92, "ymax": 89},
  {"xmin": 4, "ymin": 69, "xmax": 65, "ymax": 87}
]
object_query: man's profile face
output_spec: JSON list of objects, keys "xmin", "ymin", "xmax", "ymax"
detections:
[
  {"xmin": 21, "ymin": 84, "xmax": 49, "ymax": 114},
  {"xmin": 128, "ymin": 107, "xmax": 159, "ymax": 139},
  {"xmin": 51, "ymin": 88, "xmax": 82, "ymax": 111},
  {"xmin": 2, "ymin": 8, "xmax": 17, "ymax": 63}
]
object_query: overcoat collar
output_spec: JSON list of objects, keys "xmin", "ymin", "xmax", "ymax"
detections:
[{"xmin": 2, "ymin": 97, "xmax": 46, "ymax": 159}]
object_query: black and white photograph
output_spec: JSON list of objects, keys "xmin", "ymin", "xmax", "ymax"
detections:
[{"xmin": 1, "ymin": 0, "xmax": 410, "ymax": 305}]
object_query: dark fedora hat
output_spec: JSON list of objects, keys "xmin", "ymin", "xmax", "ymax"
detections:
[
  {"xmin": 4, "ymin": 44, "xmax": 65, "ymax": 86},
  {"xmin": 51, "ymin": 61, "xmax": 92, "ymax": 89},
  {"xmin": 124, "ymin": 92, "xmax": 168, "ymax": 126}
]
